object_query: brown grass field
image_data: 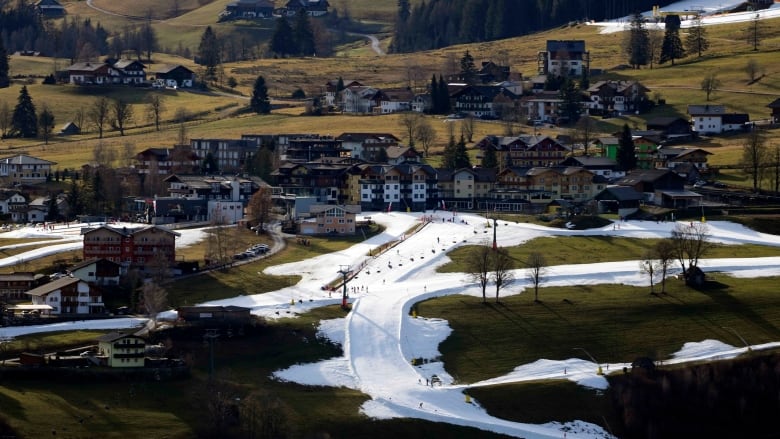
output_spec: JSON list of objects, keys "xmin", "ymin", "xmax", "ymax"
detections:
[{"xmin": 1, "ymin": 7, "xmax": 779, "ymax": 181}]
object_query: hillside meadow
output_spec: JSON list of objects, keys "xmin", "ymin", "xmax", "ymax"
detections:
[{"xmin": 0, "ymin": 10, "xmax": 778, "ymax": 178}]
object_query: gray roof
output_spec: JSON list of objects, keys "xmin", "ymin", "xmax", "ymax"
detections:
[
  {"xmin": 309, "ymin": 204, "xmax": 361, "ymax": 214},
  {"xmin": 97, "ymin": 332, "xmax": 144, "ymax": 343},
  {"xmin": 687, "ymin": 104, "xmax": 726, "ymax": 115},
  {"xmin": 24, "ymin": 276, "xmax": 80, "ymax": 297},
  {"xmin": 0, "ymin": 154, "xmax": 56, "ymax": 166}
]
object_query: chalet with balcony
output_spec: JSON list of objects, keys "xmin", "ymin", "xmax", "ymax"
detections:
[
  {"xmin": 336, "ymin": 132, "xmax": 399, "ymax": 160},
  {"xmin": 111, "ymin": 59, "xmax": 146, "ymax": 84},
  {"xmin": 0, "ymin": 154, "xmax": 56, "ymax": 184},
  {"xmin": 538, "ymin": 40, "xmax": 589, "ymax": 77},
  {"xmin": 616, "ymin": 169, "xmax": 700, "ymax": 208},
  {"xmin": 688, "ymin": 104, "xmax": 750, "ymax": 134},
  {"xmin": 0, "ymin": 272, "xmax": 47, "ymax": 303},
  {"xmin": 82, "ymin": 225, "xmax": 179, "ymax": 269},
  {"xmin": 25, "ymin": 276, "xmax": 103, "ymax": 315},
  {"xmin": 97, "ymin": 332, "xmax": 146, "ymax": 368},
  {"xmin": 151, "ymin": 64, "xmax": 195, "ymax": 88},
  {"xmin": 324, "ymin": 79, "xmax": 362, "ymax": 107},
  {"xmin": 177, "ymin": 305, "xmax": 252, "ymax": 326},
  {"xmin": 300, "ymin": 204, "xmax": 359, "ymax": 235},
  {"xmin": 451, "ymin": 85, "xmax": 519, "ymax": 119},
  {"xmin": 190, "ymin": 138, "xmax": 257, "ymax": 172},
  {"xmin": 66, "ymin": 59, "xmax": 146, "ymax": 85},
  {"xmin": 284, "ymin": 0, "xmax": 329, "ymax": 16},
  {"xmin": 559, "ymin": 156, "xmax": 625, "ymax": 181},
  {"xmin": 35, "ymin": 0, "xmax": 64, "ymax": 16},
  {"xmin": 645, "ymin": 116, "xmax": 692, "ymax": 141},
  {"xmin": 654, "ymin": 147, "xmax": 712, "ymax": 176},
  {"xmin": 221, "ymin": 0, "xmax": 274, "ymax": 19},
  {"xmin": 768, "ymin": 97, "xmax": 780, "ymax": 123},
  {"xmin": 478, "ymin": 135, "xmax": 570, "ymax": 168},
  {"xmin": 585, "ymin": 80, "xmax": 649, "ymax": 116},
  {"xmin": 341, "ymin": 86, "xmax": 380, "ymax": 114},
  {"xmin": 135, "ymin": 146, "xmax": 199, "ymax": 175},
  {"xmin": 377, "ymin": 88, "xmax": 414, "ymax": 114},
  {"xmin": 284, "ymin": 136, "xmax": 346, "ymax": 161},
  {"xmin": 520, "ymin": 91, "xmax": 563, "ymax": 123},
  {"xmin": 69, "ymin": 258, "xmax": 122, "ymax": 286},
  {"xmin": 356, "ymin": 163, "xmax": 437, "ymax": 212}
]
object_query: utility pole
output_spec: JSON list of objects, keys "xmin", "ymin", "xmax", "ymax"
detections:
[
  {"xmin": 492, "ymin": 216, "xmax": 498, "ymax": 250},
  {"xmin": 574, "ymin": 347, "xmax": 603, "ymax": 375},
  {"xmin": 337, "ymin": 265, "xmax": 351, "ymax": 309},
  {"xmin": 204, "ymin": 329, "xmax": 219, "ymax": 380}
]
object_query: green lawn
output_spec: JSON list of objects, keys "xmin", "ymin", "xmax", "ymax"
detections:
[
  {"xmin": 0, "ymin": 306, "xmax": 508, "ymax": 439},
  {"xmin": 416, "ymin": 274, "xmax": 780, "ymax": 384},
  {"xmin": 439, "ymin": 235, "xmax": 780, "ymax": 273}
]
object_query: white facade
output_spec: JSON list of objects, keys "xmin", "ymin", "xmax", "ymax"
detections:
[
  {"xmin": 208, "ymin": 200, "xmax": 244, "ymax": 225},
  {"xmin": 691, "ymin": 115, "xmax": 723, "ymax": 134}
]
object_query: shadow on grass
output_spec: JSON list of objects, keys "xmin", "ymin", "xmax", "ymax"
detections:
[
  {"xmin": 0, "ymin": 390, "xmax": 25, "ymax": 421},
  {"xmin": 692, "ymin": 280, "xmax": 780, "ymax": 338}
]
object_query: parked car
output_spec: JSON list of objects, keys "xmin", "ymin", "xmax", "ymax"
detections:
[{"xmin": 713, "ymin": 181, "xmax": 727, "ymax": 188}]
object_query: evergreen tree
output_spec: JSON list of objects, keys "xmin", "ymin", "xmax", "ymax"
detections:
[
  {"xmin": 91, "ymin": 170, "xmax": 104, "ymax": 214},
  {"xmin": 686, "ymin": 15, "xmax": 709, "ymax": 58},
  {"xmin": 459, "ymin": 50, "xmax": 478, "ymax": 84},
  {"xmin": 336, "ymin": 76, "xmax": 345, "ymax": 92},
  {"xmin": 442, "ymin": 135, "xmax": 457, "ymax": 169},
  {"xmin": 453, "ymin": 135, "xmax": 471, "ymax": 169},
  {"xmin": 11, "ymin": 85, "xmax": 37, "ymax": 138},
  {"xmin": 659, "ymin": 27, "xmax": 685, "ymax": 65},
  {"xmin": 438, "ymin": 75, "xmax": 450, "ymax": 114},
  {"xmin": 481, "ymin": 145, "xmax": 498, "ymax": 169},
  {"xmin": 47, "ymin": 194, "xmax": 60, "ymax": 222},
  {"xmin": 270, "ymin": 15, "xmax": 295, "ymax": 56},
  {"xmin": 67, "ymin": 178, "xmax": 84, "ymax": 216},
  {"xmin": 38, "ymin": 105, "xmax": 54, "ymax": 144},
  {"xmin": 294, "ymin": 9, "xmax": 315, "ymax": 56},
  {"xmin": 558, "ymin": 78, "xmax": 582, "ymax": 122},
  {"xmin": 197, "ymin": 26, "xmax": 220, "ymax": 81},
  {"xmin": 627, "ymin": 12, "xmax": 649, "ymax": 69},
  {"xmin": 430, "ymin": 75, "xmax": 439, "ymax": 113},
  {"xmin": 0, "ymin": 36, "xmax": 9, "ymax": 88},
  {"xmin": 617, "ymin": 124, "xmax": 637, "ymax": 171},
  {"xmin": 250, "ymin": 75, "xmax": 271, "ymax": 114}
]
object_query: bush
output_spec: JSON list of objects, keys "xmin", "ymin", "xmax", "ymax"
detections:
[{"xmin": 291, "ymin": 88, "xmax": 306, "ymax": 99}]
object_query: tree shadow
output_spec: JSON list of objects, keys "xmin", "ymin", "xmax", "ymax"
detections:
[{"xmin": 690, "ymin": 279, "xmax": 780, "ymax": 338}]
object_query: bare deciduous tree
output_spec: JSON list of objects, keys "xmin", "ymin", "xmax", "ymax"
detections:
[
  {"xmin": 146, "ymin": 93, "xmax": 165, "ymax": 131},
  {"xmin": 700, "ymin": 72, "xmax": 720, "ymax": 101},
  {"xmin": 92, "ymin": 141, "xmax": 117, "ymax": 168},
  {"xmin": 111, "ymin": 98, "xmax": 134, "ymax": 136},
  {"xmin": 670, "ymin": 222, "xmax": 712, "ymax": 285},
  {"xmin": 247, "ymin": 186, "xmax": 273, "ymax": 234},
  {"xmin": 745, "ymin": 59, "xmax": 762, "ymax": 83},
  {"xmin": 492, "ymin": 247, "xmax": 514, "ymax": 303},
  {"xmin": 89, "ymin": 97, "xmax": 110, "ymax": 139},
  {"xmin": 655, "ymin": 239, "xmax": 675, "ymax": 293},
  {"xmin": 240, "ymin": 390, "xmax": 290, "ymax": 439},
  {"xmin": 414, "ymin": 119, "xmax": 436, "ymax": 158},
  {"xmin": 639, "ymin": 250, "xmax": 662, "ymax": 293},
  {"xmin": 574, "ymin": 115, "xmax": 598, "ymax": 156},
  {"xmin": 0, "ymin": 101, "xmax": 12, "ymax": 137},
  {"xmin": 460, "ymin": 114, "xmax": 475, "ymax": 143},
  {"xmin": 741, "ymin": 128, "xmax": 768, "ymax": 192},
  {"xmin": 141, "ymin": 281, "xmax": 168, "ymax": 323},
  {"xmin": 467, "ymin": 243, "xmax": 493, "ymax": 303},
  {"xmin": 526, "ymin": 252, "xmax": 547, "ymax": 302},
  {"xmin": 73, "ymin": 106, "xmax": 87, "ymax": 134},
  {"xmin": 398, "ymin": 111, "xmax": 423, "ymax": 147}
]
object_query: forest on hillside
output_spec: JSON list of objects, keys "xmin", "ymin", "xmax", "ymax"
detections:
[{"xmin": 391, "ymin": 0, "xmax": 660, "ymax": 52}]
